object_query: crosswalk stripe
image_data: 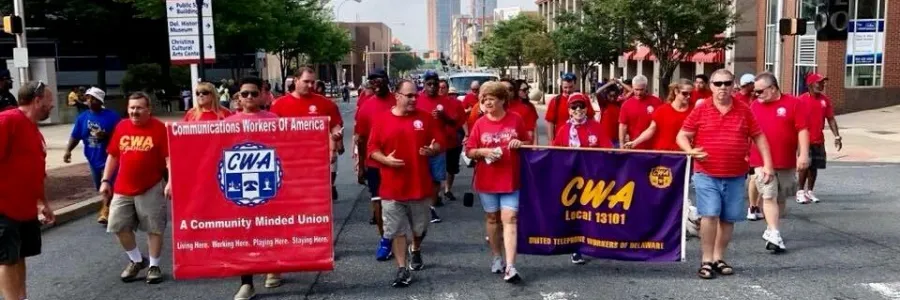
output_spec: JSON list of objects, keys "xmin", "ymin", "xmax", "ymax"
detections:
[
  {"xmin": 540, "ymin": 291, "xmax": 578, "ymax": 300},
  {"xmin": 862, "ymin": 283, "xmax": 900, "ymax": 299},
  {"xmin": 743, "ymin": 285, "xmax": 782, "ymax": 299}
]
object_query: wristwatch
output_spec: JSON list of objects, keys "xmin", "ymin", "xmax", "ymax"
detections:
[{"xmin": 101, "ymin": 179, "xmax": 112, "ymax": 184}]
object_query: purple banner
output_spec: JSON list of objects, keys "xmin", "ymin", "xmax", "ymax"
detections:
[{"xmin": 517, "ymin": 149, "xmax": 688, "ymax": 262}]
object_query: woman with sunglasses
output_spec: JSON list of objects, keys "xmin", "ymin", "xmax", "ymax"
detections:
[
  {"xmin": 623, "ymin": 79, "xmax": 693, "ymax": 151},
  {"xmin": 503, "ymin": 79, "xmax": 538, "ymax": 146},
  {"xmin": 464, "ymin": 81, "xmax": 530, "ymax": 283},
  {"xmin": 183, "ymin": 82, "xmax": 232, "ymax": 121}
]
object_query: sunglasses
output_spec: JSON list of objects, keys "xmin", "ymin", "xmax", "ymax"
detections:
[
  {"xmin": 400, "ymin": 93, "xmax": 417, "ymax": 99},
  {"xmin": 680, "ymin": 91, "xmax": 691, "ymax": 97},
  {"xmin": 239, "ymin": 91, "xmax": 260, "ymax": 98},
  {"xmin": 711, "ymin": 81, "xmax": 734, "ymax": 87},
  {"xmin": 196, "ymin": 91, "xmax": 211, "ymax": 96},
  {"xmin": 569, "ymin": 103, "xmax": 586, "ymax": 110}
]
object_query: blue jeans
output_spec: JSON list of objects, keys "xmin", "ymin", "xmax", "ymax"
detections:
[
  {"xmin": 478, "ymin": 191, "xmax": 520, "ymax": 213},
  {"xmin": 691, "ymin": 173, "xmax": 746, "ymax": 223}
]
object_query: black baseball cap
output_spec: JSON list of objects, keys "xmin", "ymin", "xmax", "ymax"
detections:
[
  {"xmin": 423, "ymin": 71, "xmax": 439, "ymax": 81},
  {"xmin": 0, "ymin": 69, "xmax": 10, "ymax": 79},
  {"xmin": 367, "ymin": 69, "xmax": 388, "ymax": 81}
]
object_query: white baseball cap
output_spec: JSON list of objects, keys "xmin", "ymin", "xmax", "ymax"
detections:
[
  {"xmin": 739, "ymin": 74, "xmax": 756, "ymax": 87},
  {"xmin": 85, "ymin": 87, "xmax": 106, "ymax": 103}
]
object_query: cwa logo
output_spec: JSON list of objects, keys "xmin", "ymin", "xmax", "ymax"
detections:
[{"xmin": 217, "ymin": 143, "xmax": 284, "ymax": 207}]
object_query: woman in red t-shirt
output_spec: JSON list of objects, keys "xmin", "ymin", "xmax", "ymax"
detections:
[
  {"xmin": 552, "ymin": 93, "xmax": 613, "ymax": 149},
  {"xmin": 594, "ymin": 85, "xmax": 623, "ymax": 147},
  {"xmin": 183, "ymin": 82, "xmax": 232, "ymax": 121},
  {"xmin": 464, "ymin": 81, "xmax": 529, "ymax": 283},
  {"xmin": 623, "ymin": 79, "xmax": 693, "ymax": 151}
]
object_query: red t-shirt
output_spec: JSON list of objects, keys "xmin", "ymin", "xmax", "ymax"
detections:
[
  {"xmin": 183, "ymin": 108, "xmax": 232, "ymax": 121},
  {"xmin": 416, "ymin": 93, "xmax": 459, "ymax": 148},
  {"xmin": 271, "ymin": 93, "xmax": 343, "ymax": 129},
  {"xmin": 442, "ymin": 96, "xmax": 467, "ymax": 148},
  {"xmin": 366, "ymin": 110, "xmax": 444, "ymax": 201},
  {"xmin": 732, "ymin": 91, "xmax": 753, "ymax": 105},
  {"xmin": 618, "ymin": 95, "xmax": 664, "ymax": 149},
  {"xmin": 690, "ymin": 89, "xmax": 713, "ymax": 107},
  {"xmin": 552, "ymin": 120, "xmax": 613, "ymax": 148},
  {"xmin": 681, "ymin": 100, "xmax": 762, "ymax": 177},
  {"xmin": 355, "ymin": 94, "xmax": 396, "ymax": 168},
  {"xmin": 464, "ymin": 113, "xmax": 530, "ymax": 193},
  {"xmin": 462, "ymin": 93, "xmax": 478, "ymax": 111},
  {"xmin": 650, "ymin": 104, "xmax": 691, "ymax": 151},
  {"xmin": 107, "ymin": 118, "xmax": 169, "ymax": 196},
  {"xmin": 597, "ymin": 104, "xmax": 621, "ymax": 143},
  {"xmin": 0, "ymin": 109, "xmax": 46, "ymax": 221},
  {"xmin": 798, "ymin": 92, "xmax": 834, "ymax": 144},
  {"xmin": 545, "ymin": 94, "xmax": 596, "ymax": 129},
  {"xmin": 508, "ymin": 100, "xmax": 538, "ymax": 141},
  {"xmin": 355, "ymin": 93, "xmax": 371, "ymax": 119},
  {"xmin": 749, "ymin": 94, "xmax": 808, "ymax": 169}
]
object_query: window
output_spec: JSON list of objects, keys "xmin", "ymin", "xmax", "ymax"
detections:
[
  {"xmin": 794, "ymin": 0, "xmax": 818, "ymax": 94},
  {"xmin": 845, "ymin": 0, "xmax": 886, "ymax": 88},
  {"xmin": 764, "ymin": 0, "xmax": 778, "ymax": 72}
]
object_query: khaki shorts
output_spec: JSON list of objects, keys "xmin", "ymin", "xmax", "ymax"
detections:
[
  {"xmin": 382, "ymin": 199, "xmax": 430, "ymax": 238},
  {"xmin": 753, "ymin": 168, "xmax": 798, "ymax": 202},
  {"xmin": 107, "ymin": 181, "xmax": 168, "ymax": 235}
]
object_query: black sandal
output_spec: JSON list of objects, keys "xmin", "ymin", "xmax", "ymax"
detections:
[
  {"xmin": 698, "ymin": 262, "xmax": 715, "ymax": 279},
  {"xmin": 712, "ymin": 260, "xmax": 734, "ymax": 275}
]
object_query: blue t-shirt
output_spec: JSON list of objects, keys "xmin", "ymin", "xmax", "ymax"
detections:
[{"xmin": 70, "ymin": 109, "xmax": 120, "ymax": 169}]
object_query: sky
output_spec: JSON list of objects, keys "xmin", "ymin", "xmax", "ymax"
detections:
[{"xmin": 332, "ymin": 0, "xmax": 538, "ymax": 51}]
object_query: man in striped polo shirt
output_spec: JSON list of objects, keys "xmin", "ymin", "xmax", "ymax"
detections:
[{"xmin": 677, "ymin": 69, "xmax": 775, "ymax": 280}]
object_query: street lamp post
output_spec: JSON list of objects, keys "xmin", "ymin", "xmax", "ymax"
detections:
[{"xmin": 335, "ymin": 0, "xmax": 361, "ymax": 20}]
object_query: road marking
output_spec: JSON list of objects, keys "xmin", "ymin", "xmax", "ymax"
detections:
[
  {"xmin": 862, "ymin": 282, "xmax": 900, "ymax": 299},
  {"xmin": 437, "ymin": 292, "xmax": 459, "ymax": 300},
  {"xmin": 540, "ymin": 291, "xmax": 578, "ymax": 300},
  {"xmin": 744, "ymin": 285, "xmax": 782, "ymax": 299}
]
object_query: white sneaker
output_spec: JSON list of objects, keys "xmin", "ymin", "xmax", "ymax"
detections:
[
  {"xmin": 234, "ymin": 284, "xmax": 256, "ymax": 300},
  {"xmin": 746, "ymin": 207, "xmax": 758, "ymax": 221},
  {"xmin": 503, "ymin": 265, "xmax": 521, "ymax": 282},
  {"xmin": 795, "ymin": 191, "xmax": 811, "ymax": 204},
  {"xmin": 490, "ymin": 256, "xmax": 504, "ymax": 274},
  {"xmin": 806, "ymin": 190, "xmax": 821, "ymax": 203},
  {"xmin": 762, "ymin": 229, "xmax": 786, "ymax": 252}
]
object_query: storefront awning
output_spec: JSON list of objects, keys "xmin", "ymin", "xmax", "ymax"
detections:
[{"xmin": 624, "ymin": 46, "xmax": 724, "ymax": 64}]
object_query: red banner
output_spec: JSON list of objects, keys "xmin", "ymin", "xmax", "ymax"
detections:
[{"xmin": 167, "ymin": 117, "xmax": 333, "ymax": 279}]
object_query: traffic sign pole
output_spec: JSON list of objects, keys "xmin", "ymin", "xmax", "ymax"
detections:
[{"xmin": 196, "ymin": 0, "xmax": 206, "ymax": 82}]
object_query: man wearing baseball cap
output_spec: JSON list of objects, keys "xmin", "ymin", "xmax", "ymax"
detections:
[
  {"xmin": 732, "ymin": 74, "xmax": 756, "ymax": 105},
  {"xmin": 416, "ymin": 71, "xmax": 457, "ymax": 223},
  {"xmin": 64, "ymin": 87, "xmax": 121, "ymax": 224},
  {"xmin": 0, "ymin": 70, "xmax": 15, "ymax": 111},
  {"xmin": 797, "ymin": 73, "xmax": 841, "ymax": 204}
]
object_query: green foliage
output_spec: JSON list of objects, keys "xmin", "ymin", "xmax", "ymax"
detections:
[
  {"xmin": 551, "ymin": 4, "xmax": 621, "ymax": 85},
  {"xmin": 472, "ymin": 40, "xmax": 510, "ymax": 73},
  {"xmin": 473, "ymin": 14, "xmax": 544, "ymax": 73},
  {"xmin": 522, "ymin": 31, "xmax": 557, "ymax": 93},
  {"xmin": 121, "ymin": 63, "xmax": 163, "ymax": 93},
  {"xmin": 389, "ymin": 44, "xmax": 424, "ymax": 77}
]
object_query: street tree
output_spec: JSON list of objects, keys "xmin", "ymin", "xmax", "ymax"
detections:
[
  {"xmin": 522, "ymin": 31, "xmax": 557, "ymax": 102},
  {"xmin": 472, "ymin": 39, "xmax": 510, "ymax": 75},
  {"xmin": 551, "ymin": 6, "xmax": 621, "ymax": 92},
  {"xmin": 600, "ymin": 0, "xmax": 737, "ymax": 96},
  {"xmin": 488, "ymin": 14, "xmax": 544, "ymax": 75},
  {"xmin": 388, "ymin": 44, "xmax": 424, "ymax": 78}
]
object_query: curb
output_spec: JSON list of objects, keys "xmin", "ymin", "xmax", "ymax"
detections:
[{"xmin": 41, "ymin": 196, "xmax": 103, "ymax": 231}]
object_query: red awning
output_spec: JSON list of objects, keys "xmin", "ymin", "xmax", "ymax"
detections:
[{"xmin": 624, "ymin": 46, "xmax": 723, "ymax": 63}]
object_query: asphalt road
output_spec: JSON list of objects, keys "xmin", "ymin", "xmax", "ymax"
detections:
[{"xmin": 26, "ymin": 98, "xmax": 900, "ymax": 300}]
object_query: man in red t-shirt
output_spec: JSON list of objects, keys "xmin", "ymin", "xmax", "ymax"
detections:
[
  {"xmin": 0, "ymin": 81, "xmax": 56, "ymax": 300},
  {"xmin": 439, "ymin": 80, "xmax": 467, "ymax": 202},
  {"xmin": 545, "ymin": 73, "xmax": 595, "ymax": 141},
  {"xmin": 691, "ymin": 74, "xmax": 713, "ymax": 107},
  {"xmin": 618, "ymin": 75, "xmax": 663, "ymax": 149},
  {"xmin": 415, "ymin": 71, "xmax": 456, "ymax": 222},
  {"xmin": 462, "ymin": 81, "xmax": 481, "ymax": 115},
  {"xmin": 367, "ymin": 80, "xmax": 443, "ymax": 287},
  {"xmin": 677, "ymin": 69, "xmax": 774, "ymax": 279},
  {"xmin": 750, "ymin": 73, "xmax": 810, "ymax": 253},
  {"xmin": 354, "ymin": 70, "xmax": 399, "ymax": 261},
  {"xmin": 100, "ymin": 92, "xmax": 170, "ymax": 284},
  {"xmin": 623, "ymin": 80, "xmax": 692, "ymax": 151},
  {"xmin": 732, "ymin": 74, "xmax": 756, "ymax": 105},
  {"xmin": 797, "ymin": 73, "xmax": 841, "ymax": 204}
]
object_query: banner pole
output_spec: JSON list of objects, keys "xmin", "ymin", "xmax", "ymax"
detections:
[
  {"xmin": 520, "ymin": 145, "xmax": 695, "ymax": 156},
  {"xmin": 680, "ymin": 155, "xmax": 692, "ymax": 262}
]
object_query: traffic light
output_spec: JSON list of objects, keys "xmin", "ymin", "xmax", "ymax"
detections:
[
  {"xmin": 814, "ymin": 0, "xmax": 850, "ymax": 41},
  {"xmin": 2, "ymin": 16, "xmax": 23, "ymax": 34},
  {"xmin": 779, "ymin": 18, "xmax": 807, "ymax": 36}
]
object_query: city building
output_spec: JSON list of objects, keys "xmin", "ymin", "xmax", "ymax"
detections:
[
  {"xmin": 427, "ymin": 0, "xmax": 461, "ymax": 58},
  {"xmin": 472, "ymin": 0, "xmax": 498, "ymax": 21},
  {"xmin": 336, "ymin": 22, "xmax": 393, "ymax": 86},
  {"xmin": 494, "ymin": 7, "xmax": 523, "ymax": 21},
  {"xmin": 450, "ymin": 15, "xmax": 478, "ymax": 67}
]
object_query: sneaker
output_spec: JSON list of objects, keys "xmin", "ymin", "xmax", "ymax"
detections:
[
  {"xmin": 571, "ymin": 253, "xmax": 586, "ymax": 265},
  {"xmin": 503, "ymin": 265, "xmax": 521, "ymax": 283},
  {"xmin": 264, "ymin": 273, "xmax": 282, "ymax": 288},
  {"xmin": 490, "ymin": 256, "xmax": 504, "ymax": 274},
  {"xmin": 120, "ymin": 257, "xmax": 148, "ymax": 282},
  {"xmin": 746, "ymin": 207, "xmax": 759, "ymax": 221},
  {"xmin": 430, "ymin": 207, "xmax": 442, "ymax": 223},
  {"xmin": 806, "ymin": 190, "xmax": 821, "ymax": 203},
  {"xmin": 796, "ymin": 191, "xmax": 811, "ymax": 204},
  {"xmin": 444, "ymin": 191, "xmax": 457, "ymax": 201},
  {"xmin": 376, "ymin": 237, "xmax": 393, "ymax": 261},
  {"xmin": 146, "ymin": 266, "xmax": 163, "ymax": 284},
  {"xmin": 234, "ymin": 284, "xmax": 256, "ymax": 300},
  {"xmin": 754, "ymin": 207, "xmax": 765, "ymax": 220},
  {"xmin": 408, "ymin": 247, "xmax": 424, "ymax": 271},
  {"xmin": 97, "ymin": 215, "xmax": 108, "ymax": 225},
  {"xmin": 391, "ymin": 267, "xmax": 412, "ymax": 288},
  {"xmin": 332, "ymin": 185, "xmax": 339, "ymax": 201},
  {"xmin": 762, "ymin": 229, "xmax": 787, "ymax": 252},
  {"xmin": 685, "ymin": 218, "xmax": 699, "ymax": 238}
]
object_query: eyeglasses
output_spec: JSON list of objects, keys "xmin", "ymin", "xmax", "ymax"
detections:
[
  {"xmin": 196, "ymin": 91, "xmax": 211, "ymax": 96},
  {"xmin": 680, "ymin": 91, "xmax": 691, "ymax": 97},
  {"xmin": 239, "ymin": 91, "xmax": 260, "ymax": 98},
  {"xmin": 711, "ymin": 81, "xmax": 734, "ymax": 87},
  {"xmin": 400, "ymin": 93, "xmax": 417, "ymax": 99}
]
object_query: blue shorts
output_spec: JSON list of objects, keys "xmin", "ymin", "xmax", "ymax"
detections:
[
  {"xmin": 692, "ymin": 173, "xmax": 747, "ymax": 223},
  {"xmin": 428, "ymin": 153, "xmax": 447, "ymax": 182},
  {"xmin": 365, "ymin": 167, "xmax": 381, "ymax": 201},
  {"xmin": 478, "ymin": 191, "xmax": 520, "ymax": 213}
]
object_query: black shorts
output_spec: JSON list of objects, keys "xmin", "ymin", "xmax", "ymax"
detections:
[
  {"xmin": 446, "ymin": 146, "xmax": 463, "ymax": 175},
  {"xmin": 365, "ymin": 167, "xmax": 381, "ymax": 201},
  {"xmin": 810, "ymin": 144, "xmax": 827, "ymax": 169},
  {"xmin": 0, "ymin": 215, "xmax": 41, "ymax": 264}
]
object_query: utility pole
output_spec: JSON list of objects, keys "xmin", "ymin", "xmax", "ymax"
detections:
[
  {"xmin": 12, "ymin": 0, "xmax": 28, "ymax": 83},
  {"xmin": 196, "ymin": 0, "xmax": 206, "ymax": 81}
]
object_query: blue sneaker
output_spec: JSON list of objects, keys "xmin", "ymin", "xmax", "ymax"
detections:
[{"xmin": 376, "ymin": 238, "xmax": 393, "ymax": 261}]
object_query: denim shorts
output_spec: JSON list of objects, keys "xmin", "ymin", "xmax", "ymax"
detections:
[
  {"xmin": 478, "ymin": 191, "xmax": 520, "ymax": 213},
  {"xmin": 428, "ymin": 153, "xmax": 447, "ymax": 182},
  {"xmin": 691, "ymin": 173, "xmax": 746, "ymax": 223}
]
